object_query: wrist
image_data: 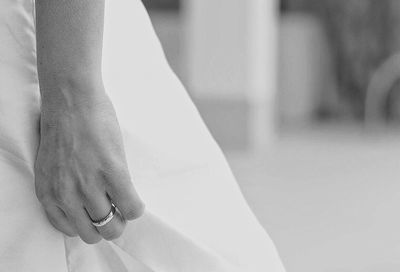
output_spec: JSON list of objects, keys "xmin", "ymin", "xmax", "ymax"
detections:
[
  {"xmin": 40, "ymin": 70, "xmax": 107, "ymax": 109},
  {"xmin": 40, "ymin": 92, "xmax": 114, "ymax": 136},
  {"xmin": 40, "ymin": 85, "xmax": 110, "ymax": 123}
]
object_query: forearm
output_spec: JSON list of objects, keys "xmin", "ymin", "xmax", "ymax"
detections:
[{"xmin": 35, "ymin": 0, "xmax": 106, "ymax": 110}]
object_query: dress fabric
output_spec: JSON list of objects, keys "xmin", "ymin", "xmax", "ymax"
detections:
[{"xmin": 0, "ymin": 0, "xmax": 285, "ymax": 271}]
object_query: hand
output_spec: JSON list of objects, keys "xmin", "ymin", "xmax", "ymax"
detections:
[{"xmin": 34, "ymin": 92, "xmax": 144, "ymax": 244}]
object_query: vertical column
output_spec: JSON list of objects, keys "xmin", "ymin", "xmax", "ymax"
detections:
[
  {"xmin": 183, "ymin": 0, "xmax": 278, "ymax": 151},
  {"xmin": 247, "ymin": 0, "xmax": 278, "ymax": 151}
]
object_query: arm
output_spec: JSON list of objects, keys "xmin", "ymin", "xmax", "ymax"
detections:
[
  {"xmin": 35, "ymin": 0, "xmax": 144, "ymax": 244},
  {"xmin": 36, "ymin": 0, "xmax": 105, "ymax": 107}
]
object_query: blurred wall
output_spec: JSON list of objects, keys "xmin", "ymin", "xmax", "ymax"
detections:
[
  {"xmin": 148, "ymin": 1, "xmax": 279, "ymax": 152},
  {"xmin": 278, "ymin": 14, "xmax": 336, "ymax": 127},
  {"xmin": 183, "ymin": 0, "xmax": 279, "ymax": 151}
]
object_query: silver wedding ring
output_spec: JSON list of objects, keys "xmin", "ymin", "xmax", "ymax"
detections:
[{"xmin": 91, "ymin": 203, "xmax": 116, "ymax": 228}]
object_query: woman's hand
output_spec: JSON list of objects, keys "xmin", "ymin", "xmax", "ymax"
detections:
[
  {"xmin": 34, "ymin": 91, "xmax": 144, "ymax": 244},
  {"xmin": 34, "ymin": 0, "xmax": 143, "ymax": 243}
]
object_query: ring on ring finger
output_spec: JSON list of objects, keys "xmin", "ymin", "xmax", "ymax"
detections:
[{"xmin": 91, "ymin": 203, "xmax": 116, "ymax": 227}]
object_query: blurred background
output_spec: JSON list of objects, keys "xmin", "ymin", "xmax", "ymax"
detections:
[{"xmin": 144, "ymin": 1, "xmax": 400, "ymax": 271}]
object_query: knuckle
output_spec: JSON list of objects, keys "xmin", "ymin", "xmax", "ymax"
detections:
[
  {"xmin": 82, "ymin": 234, "xmax": 102, "ymax": 245},
  {"xmin": 57, "ymin": 226, "xmax": 78, "ymax": 238},
  {"xmin": 101, "ymin": 226, "xmax": 124, "ymax": 241},
  {"xmin": 124, "ymin": 202, "xmax": 145, "ymax": 221},
  {"xmin": 102, "ymin": 164, "xmax": 130, "ymax": 186}
]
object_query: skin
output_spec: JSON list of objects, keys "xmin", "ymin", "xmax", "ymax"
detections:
[{"xmin": 35, "ymin": 0, "xmax": 144, "ymax": 244}]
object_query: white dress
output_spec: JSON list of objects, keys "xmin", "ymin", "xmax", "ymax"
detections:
[{"xmin": 0, "ymin": 1, "xmax": 285, "ymax": 271}]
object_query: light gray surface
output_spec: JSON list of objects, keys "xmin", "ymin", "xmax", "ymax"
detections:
[{"xmin": 227, "ymin": 128, "xmax": 400, "ymax": 272}]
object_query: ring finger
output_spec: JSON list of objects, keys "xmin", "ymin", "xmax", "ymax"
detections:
[{"xmin": 84, "ymin": 191, "xmax": 126, "ymax": 241}]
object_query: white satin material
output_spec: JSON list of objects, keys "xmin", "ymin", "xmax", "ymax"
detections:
[{"xmin": 0, "ymin": 1, "xmax": 285, "ymax": 271}]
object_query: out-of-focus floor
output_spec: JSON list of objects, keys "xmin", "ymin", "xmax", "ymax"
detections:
[{"xmin": 226, "ymin": 125, "xmax": 400, "ymax": 272}]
